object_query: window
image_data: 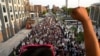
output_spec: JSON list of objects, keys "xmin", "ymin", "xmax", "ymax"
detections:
[
  {"xmin": 20, "ymin": 7, "xmax": 21, "ymax": 11},
  {"xmin": 21, "ymin": 14, "xmax": 23, "ymax": 17},
  {"xmin": 9, "ymin": 0, "xmax": 12, "ymax": 3},
  {"xmin": 22, "ymin": 0, "xmax": 24, "ymax": 5},
  {"xmin": 14, "ymin": 7, "xmax": 16, "ymax": 11},
  {"xmin": 11, "ymin": 15, "xmax": 13, "ymax": 20},
  {"xmin": 23, "ymin": 14, "xmax": 24, "ymax": 17},
  {"xmin": 0, "ymin": 19, "xmax": 2, "ymax": 28},
  {"xmin": 9, "ymin": 6, "xmax": 12, "ymax": 12},
  {"xmin": 22, "ymin": 14, "xmax": 23, "ymax": 17},
  {"xmin": 3, "ymin": 5, "xmax": 6, "ymax": 12},
  {"xmin": 14, "ymin": 0, "xmax": 16, "ymax": 4},
  {"xmin": 18, "ymin": 0, "xmax": 20, "ymax": 4},
  {"xmin": 1, "ymin": 0, "xmax": 4, "ymax": 2},
  {"xmin": 14, "ymin": 7, "xmax": 17, "ymax": 12},
  {"xmin": 18, "ymin": 7, "xmax": 20, "ymax": 11},
  {"xmin": 21, "ymin": 7, "xmax": 22, "ymax": 11},
  {"xmin": 31, "ymin": 14, "xmax": 34, "ymax": 18},
  {"xmin": 4, "ymin": 16, "xmax": 8, "ymax": 22},
  {"xmin": 16, "ymin": 14, "xmax": 18, "ymax": 19},
  {"xmin": 19, "ymin": 14, "xmax": 21, "ymax": 18},
  {"xmin": 22, "ymin": 7, "xmax": 24, "ymax": 11},
  {"xmin": 20, "ymin": 14, "xmax": 21, "ymax": 18}
]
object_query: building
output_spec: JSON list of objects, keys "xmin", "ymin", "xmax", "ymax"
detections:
[
  {"xmin": 24, "ymin": 0, "xmax": 30, "ymax": 17},
  {"xmin": 34, "ymin": 5, "xmax": 47, "ymax": 15},
  {"xmin": 29, "ymin": 5, "xmax": 34, "ymax": 12},
  {"xmin": 0, "ymin": 0, "xmax": 30, "ymax": 42},
  {"xmin": 34, "ymin": 5, "xmax": 42, "ymax": 13},
  {"xmin": 29, "ymin": 5, "xmax": 35, "ymax": 19},
  {"xmin": 42, "ymin": 6, "xmax": 47, "ymax": 12},
  {"xmin": 89, "ymin": 3, "xmax": 100, "ymax": 27},
  {"xmin": 52, "ymin": 5, "xmax": 60, "ymax": 12}
]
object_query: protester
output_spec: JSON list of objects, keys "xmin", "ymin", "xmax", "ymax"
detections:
[
  {"xmin": 18, "ymin": 14, "xmax": 85, "ymax": 56},
  {"xmin": 71, "ymin": 7, "xmax": 100, "ymax": 56}
]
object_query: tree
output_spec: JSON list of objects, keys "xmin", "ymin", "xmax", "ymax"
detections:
[
  {"xmin": 61, "ymin": 6, "xmax": 67, "ymax": 14},
  {"xmin": 75, "ymin": 31, "xmax": 84, "ymax": 42},
  {"xmin": 67, "ymin": 8, "xmax": 73, "ymax": 15},
  {"xmin": 70, "ymin": 26, "xmax": 77, "ymax": 32},
  {"xmin": 61, "ymin": 6, "xmax": 73, "ymax": 15},
  {"xmin": 70, "ymin": 26, "xmax": 84, "ymax": 42},
  {"xmin": 42, "ymin": 11, "xmax": 47, "ymax": 15},
  {"xmin": 52, "ymin": 9, "xmax": 56, "ymax": 14},
  {"xmin": 86, "ymin": 7, "xmax": 90, "ymax": 14}
]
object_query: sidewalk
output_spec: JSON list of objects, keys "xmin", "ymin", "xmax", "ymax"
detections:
[
  {"xmin": 0, "ymin": 29, "xmax": 31, "ymax": 56},
  {"xmin": 0, "ymin": 17, "xmax": 44, "ymax": 56}
]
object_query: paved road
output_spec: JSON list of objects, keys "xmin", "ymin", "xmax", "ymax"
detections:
[{"xmin": 0, "ymin": 29, "xmax": 31, "ymax": 56}]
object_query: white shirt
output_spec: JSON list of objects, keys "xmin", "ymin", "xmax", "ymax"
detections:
[{"xmin": 39, "ymin": 40, "xmax": 43, "ymax": 44}]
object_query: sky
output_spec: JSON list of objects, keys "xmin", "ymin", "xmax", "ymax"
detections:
[{"xmin": 29, "ymin": 0, "xmax": 100, "ymax": 8}]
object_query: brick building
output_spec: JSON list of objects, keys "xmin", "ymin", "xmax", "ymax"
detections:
[{"xmin": 34, "ymin": 5, "xmax": 47, "ymax": 13}]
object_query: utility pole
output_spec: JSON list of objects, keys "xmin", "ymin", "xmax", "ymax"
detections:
[
  {"xmin": 36, "ymin": 7, "xmax": 39, "ymax": 24},
  {"xmin": 96, "ymin": 6, "xmax": 100, "ymax": 36}
]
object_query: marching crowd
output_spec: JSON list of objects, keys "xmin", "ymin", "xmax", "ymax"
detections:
[{"xmin": 13, "ymin": 17, "xmax": 85, "ymax": 56}]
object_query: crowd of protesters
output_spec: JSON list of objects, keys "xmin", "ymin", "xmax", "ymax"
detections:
[{"xmin": 12, "ymin": 17, "xmax": 85, "ymax": 56}]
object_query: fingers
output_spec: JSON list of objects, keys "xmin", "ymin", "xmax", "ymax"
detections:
[
  {"xmin": 71, "ymin": 10, "xmax": 77, "ymax": 19},
  {"xmin": 71, "ymin": 14, "xmax": 76, "ymax": 19},
  {"xmin": 71, "ymin": 8, "xmax": 78, "ymax": 18},
  {"xmin": 71, "ymin": 7, "xmax": 86, "ymax": 15}
]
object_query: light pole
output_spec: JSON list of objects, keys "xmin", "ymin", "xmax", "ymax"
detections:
[
  {"xmin": 96, "ymin": 7, "xmax": 100, "ymax": 36},
  {"xmin": 36, "ymin": 7, "xmax": 39, "ymax": 24}
]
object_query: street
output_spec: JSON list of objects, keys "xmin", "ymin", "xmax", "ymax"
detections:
[{"xmin": 10, "ymin": 16, "xmax": 85, "ymax": 56}]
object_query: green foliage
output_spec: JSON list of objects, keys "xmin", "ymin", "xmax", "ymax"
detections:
[
  {"xmin": 86, "ymin": 7, "xmax": 90, "ymax": 14},
  {"xmin": 61, "ymin": 6, "xmax": 67, "ymax": 14},
  {"xmin": 75, "ymin": 31, "xmax": 84, "ymax": 42},
  {"xmin": 70, "ymin": 26, "xmax": 84, "ymax": 42},
  {"xmin": 42, "ymin": 11, "xmax": 47, "ymax": 15},
  {"xmin": 70, "ymin": 26, "xmax": 78, "ymax": 37},
  {"xmin": 61, "ymin": 6, "xmax": 73, "ymax": 15},
  {"xmin": 52, "ymin": 9, "xmax": 56, "ymax": 14},
  {"xmin": 67, "ymin": 8, "xmax": 73, "ymax": 15},
  {"xmin": 61, "ymin": 7, "xmax": 90, "ymax": 15},
  {"xmin": 70, "ymin": 26, "xmax": 77, "ymax": 32}
]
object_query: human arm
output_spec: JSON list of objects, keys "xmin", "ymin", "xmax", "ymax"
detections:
[{"xmin": 71, "ymin": 7, "xmax": 100, "ymax": 56}]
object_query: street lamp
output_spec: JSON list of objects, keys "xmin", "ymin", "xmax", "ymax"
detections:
[{"xmin": 96, "ymin": 7, "xmax": 100, "ymax": 36}]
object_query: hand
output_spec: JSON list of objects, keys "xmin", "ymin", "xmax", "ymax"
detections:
[{"xmin": 71, "ymin": 7, "xmax": 90, "ymax": 23}]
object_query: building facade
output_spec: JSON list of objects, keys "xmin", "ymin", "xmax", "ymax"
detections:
[
  {"xmin": 52, "ymin": 5, "xmax": 60, "ymax": 12},
  {"xmin": 34, "ymin": 5, "xmax": 47, "ymax": 13},
  {"xmin": 29, "ymin": 5, "xmax": 34, "ymax": 12},
  {"xmin": 34, "ymin": 5, "xmax": 42, "ymax": 13},
  {"xmin": 0, "ymin": 0, "xmax": 29, "ymax": 42},
  {"xmin": 89, "ymin": 3, "xmax": 100, "ymax": 27}
]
